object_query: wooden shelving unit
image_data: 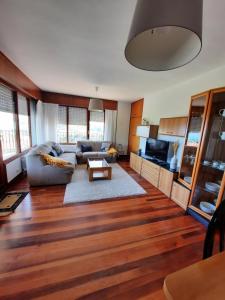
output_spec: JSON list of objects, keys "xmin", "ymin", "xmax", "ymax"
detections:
[{"xmin": 179, "ymin": 88, "xmax": 225, "ymax": 220}]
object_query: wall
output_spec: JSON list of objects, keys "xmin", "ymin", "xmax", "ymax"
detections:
[
  {"xmin": 141, "ymin": 65, "xmax": 225, "ymax": 166},
  {"xmin": 0, "ymin": 52, "xmax": 41, "ymax": 99},
  {"xmin": 143, "ymin": 65, "xmax": 225, "ymax": 124},
  {"xmin": 116, "ymin": 102, "xmax": 131, "ymax": 154}
]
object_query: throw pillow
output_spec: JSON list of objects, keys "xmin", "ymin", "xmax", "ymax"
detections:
[
  {"xmin": 48, "ymin": 151, "xmax": 56, "ymax": 157},
  {"xmin": 100, "ymin": 142, "xmax": 111, "ymax": 152},
  {"xmin": 52, "ymin": 143, "xmax": 63, "ymax": 155},
  {"xmin": 81, "ymin": 144, "xmax": 92, "ymax": 153},
  {"xmin": 107, "ymin": 147, "xmax": 118, "ymax": 156},
  {"xmin": 40, "ymin": 153, "xmax": 73, "ymax": 168}
]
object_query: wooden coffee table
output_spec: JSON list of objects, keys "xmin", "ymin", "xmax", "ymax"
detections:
[{"xmin": 87, "ymin": 158, "xmax": 112, "ymax": 182}]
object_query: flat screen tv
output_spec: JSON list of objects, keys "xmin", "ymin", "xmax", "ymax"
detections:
[{"xmin": 145, "ymin": 138, "xmax": 169, "ymax": 161}]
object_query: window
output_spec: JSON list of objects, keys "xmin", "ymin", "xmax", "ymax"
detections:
[
  {"xmin": 0, "ymin": 84, "xmax": 34, "ymax": 161},
  {"xmin": 57, "ymin": 106, "xmax": 105, "ymax": 143},
  {"xmin": 0, "ymin": 85, "xmax": 17, "ymax": 160},
  {"xmin": 18, "ymin": 94, "xmax": 31, "ymax": 151},
  {"xmin": 89, "ymin": 111, "xmax": 104, "ymax": 141},
  {"xmin": 57, "ymin": 106, "xmax": 67, "ymax": 143},
  {"xmin": 69, "ymin": 107, "xmax": 87, "ymax": 142}
]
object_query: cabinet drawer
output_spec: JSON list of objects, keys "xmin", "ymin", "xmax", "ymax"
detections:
[
  {"xmin": 171, "ymin": 181, "xmax": 190, "ymax": 210},
  {"xmin": 141, "ymin": 159, "xmax": 160, "ymax": 187},
  {"xmin": 130, "ymin": 153, "xmax": 142, "ymax": 174},
  {"xmin": 158, "ymin": 168, "xmax": 174, "ymax": 197}
]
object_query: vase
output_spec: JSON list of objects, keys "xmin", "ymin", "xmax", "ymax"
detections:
[{"xmin": 170, "ymin": 154, "xmax": 178, "ymax": 171}]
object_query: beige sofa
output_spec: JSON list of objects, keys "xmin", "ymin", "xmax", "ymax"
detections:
[{"xmin": 76, "ymin": 140, "xmax": 116, "ymax": 163}]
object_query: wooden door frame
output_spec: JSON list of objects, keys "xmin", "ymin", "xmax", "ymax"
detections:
[{"xmin": 178, "ymin": 90, "xmax": 211, "ymax": 189}]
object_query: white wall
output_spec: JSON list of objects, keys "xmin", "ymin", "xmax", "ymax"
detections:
[
  {"xmin": 141, "ymin": 65, "xmax": 225, "ymax": 167},
  {"xmin": 116, "ymin": 101, "xmax": 131, "ymax": 154},
  {"xmin": 6, "ymin": 158, "xmax": 22, "ymax": 183},
  {"xmin": 143, "ymin": 65, "xmax": 225, "ymax": 124}
]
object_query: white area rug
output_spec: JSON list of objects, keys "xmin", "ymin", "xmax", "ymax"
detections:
[{"xmin": 64, "ymin": 163, "xmax": 146, "ymax": 204}]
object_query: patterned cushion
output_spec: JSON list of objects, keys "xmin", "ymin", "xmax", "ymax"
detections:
[
  {"xmin": 101, "ymin": 142, "xmax": 111, "ymax": 151},
  {"xmin": 49, "ymin": 149, "xmax": 58, "ymax": 157},
  {"xmin": 52, "ymin": 143, "xmax": 63, "ymax": 155}
]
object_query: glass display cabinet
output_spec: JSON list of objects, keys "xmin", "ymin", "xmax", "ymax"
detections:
[
  {"xmin": 189, "ymin": 89, "xmax": 225, "ymax": 219},
  {"xmin": 179, "ymin": 92, "xmax": 210, "ymax": 189}
]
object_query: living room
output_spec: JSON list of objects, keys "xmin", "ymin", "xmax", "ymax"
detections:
[{"xmin": 0, "ymin": 0, "xmax": 225, "ymax": 299}]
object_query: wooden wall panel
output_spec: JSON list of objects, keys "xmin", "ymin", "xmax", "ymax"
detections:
[
  {"xmin": 128, "ymin": 99, "xmax": 144, "ymax": 153},
  {"xmin": 42, "ymin": 91, "xmax": 118, "ymax": 110},
  {"xmin": 0, "ymin": 52, "xmax": 41, "ymax": 99}
]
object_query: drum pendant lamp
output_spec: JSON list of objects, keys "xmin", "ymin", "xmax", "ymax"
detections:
[{"xmin": 125, "ymin": 0, "xmax": 203, "ymax": 71}]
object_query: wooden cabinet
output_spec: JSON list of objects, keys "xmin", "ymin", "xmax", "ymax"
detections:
[
  {"xmin": 130, "ymin": 152, "xmax": 142, "ymax": 174},
  {"xmin": 128, "ymin": 99, "xmax": 143, "ymax": 153},
  {"xmin": 136, "ymin": 125, "xmax": 159, "ymax": 138},
  {"xmin": 159, "ymin": 117, "xmax": 188, "ymax": 137},
  {"xmin": 131, "ymin": 99, "xmax": 143, "ymax": 117},
  {"xmin": 130, "ymin": 154, "xmax": 178, "ymax": 199},
  {"xmin": 158, "ymin": 168, "xmax": 176, "ymax": 197},
  {"xmin": 171, "ymin": 181, "xmax": 190, "ymax": 210},
  {"xmin": 141, "ymin": 159, "xmax": 160, "ymax": 187},
  {"xmin": 188, "ymin": 88, "xmax": 225, "ymax": 220}
]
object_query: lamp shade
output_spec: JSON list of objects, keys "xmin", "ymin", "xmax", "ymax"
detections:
[
  {"xmin": 88, "ymin": 98, "xmax": 103, "ymax": 112},
  {"xmin": 125, "ymin": 0, "xmax": 203, "ymax": 71}
]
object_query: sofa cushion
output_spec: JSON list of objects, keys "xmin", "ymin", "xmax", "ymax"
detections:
[
  {"xmin": 81, "ymin": 144, "xmax": 92, "ymax": 153},
  {"xmin": 60, "ymin": 153, "xmax": 77, "ymax": 165},
  {"xmin": 82, "ymin": 152, "xmax": 99, "ymax": 158},
  {"xmin": 98, "ymin": 152, "xmax": 110, "ymax": 158}
]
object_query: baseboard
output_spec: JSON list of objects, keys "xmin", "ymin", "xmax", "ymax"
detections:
[
  {"xmin": 187, "ymin": 207, "xmax": 209, "ymax": 228},
  {"xmin": 7, "ymin": 172, "xmax": 27, "ymax": 189}
]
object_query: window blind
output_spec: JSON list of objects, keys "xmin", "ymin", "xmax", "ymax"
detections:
[
  {"xmin": 58, "ymin": 106, "xmax": 67, "ymax": 125},
  {"xmin": 90, "ymin": 111, "xmax": 104, "ymax": 123},
  {"xmin": 18, "ymin": 94, "xmax": 28, "ymax": 115},
  {"xmin": 0, "ymin": 84, "xmax": 15, "ymax": 113},
  {"xmin": 69, "ymin": 107, "xmax": 87, "ymax": 126}
]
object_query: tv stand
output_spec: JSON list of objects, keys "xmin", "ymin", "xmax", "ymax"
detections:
[{"xmin": 130, "ymin": 152, "xmax": 178, "ymax": 197}]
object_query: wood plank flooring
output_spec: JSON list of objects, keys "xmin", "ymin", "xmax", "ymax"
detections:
[{"xmin": 0, "ymin": 162, "xmax": 205, "ymax": 299}]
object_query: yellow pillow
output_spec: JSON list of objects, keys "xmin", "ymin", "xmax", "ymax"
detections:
[
  {"xmin": 107, "ymin": 147, "xmax": 118, "ymax": 155},
  {"xmin": 40, "ymin": 153, "xmax": 73, "ymax": 168}
]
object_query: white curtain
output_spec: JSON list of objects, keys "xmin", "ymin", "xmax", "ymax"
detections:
[
  {"xmin": 36, "ymin": 101, "xmax": 58, "ymax": 144},
  {"xmin": 44, "ymin": 103, "xmax": 58, "ymax": 141},
  {"xmin": 104, "ymin": 110, "xmax": 117, "ymax": 143},
  {"xmin": 36, "ymin": 100, "xmax": 45, "ymax": 144}
]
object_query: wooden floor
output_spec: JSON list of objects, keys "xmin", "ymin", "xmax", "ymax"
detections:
[{"xmin": 0, "ymin": 161, "xmax": 205, "ymax": 300}]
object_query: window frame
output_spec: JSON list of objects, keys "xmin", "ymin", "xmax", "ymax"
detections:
[
  {"xmin": 0, "ymin": 83, "xmax": 33, "ymax": 164},
  {"xmin": 57, "ymin": 105, "xmax": 105, "ymax": 144}
]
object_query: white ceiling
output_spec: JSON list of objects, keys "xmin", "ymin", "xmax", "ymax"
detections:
[{"xmin": 1, "ymin": 0, "xmax": 225, "ymax": 102}]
